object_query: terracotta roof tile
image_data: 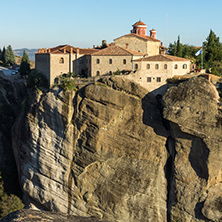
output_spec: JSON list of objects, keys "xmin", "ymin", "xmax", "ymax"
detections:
[
  {"xmin": 114, "ymin": 33, "xmax": 160, "ymax": 42},
  {"xmin": 91, "ymin": 45, "xmax": 146, "ymax": 56},
  {"xmin": 134, "ymin": 54, "xmax": 191, "ymax": 62},
  {"xmin": 133, "ymin": 21, "xmax": 146, "ymax": 26},
  {"xmin": 36, "ymin": 44, "xmax": 98, "ymax": 55}
]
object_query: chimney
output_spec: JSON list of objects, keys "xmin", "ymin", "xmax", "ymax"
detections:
[
  {"xmin": 126, "ymin": 43, "xmax": 129, "ymax": 49},
  {"xmin": 161, "ymin": 42, "xmax": 163, "ymax": 46},
  {"xmin": 64, "ymin": 48, "xmax": 66, "ymax": 53},
  {"xmin": 93, "ymin": 45, "xmax": 95, "ymax": 49},
  {"xmin": 48, "ymin": 48, "xmax": 51, "ymax": 53},
  {"xmin": 76, "ymin": 47, "xmax": 80, "ymax": 54},
  {"xmin": 150, "ymin": 29, "xmax": 157, "ymax": 39},
  {"xmin": 38, "ymin": 49, "xmax": 41, "ymax": 53}
]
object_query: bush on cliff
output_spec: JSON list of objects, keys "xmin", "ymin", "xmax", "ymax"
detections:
[
  {"xmin": 0, "ymin": 171, "xmax": 24, "ymax": 219},
  {"xmin": 58, "ymin": 75, "xmax": 77, "ymax": 91},
  {"xmin": 27, "ymin": 70, "xmax": 48, "ymax": 89}
]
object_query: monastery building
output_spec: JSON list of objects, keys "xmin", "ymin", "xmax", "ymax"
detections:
[{"xmin": 35, "ymin": 21, "xmax": 191, "ymax": 95}]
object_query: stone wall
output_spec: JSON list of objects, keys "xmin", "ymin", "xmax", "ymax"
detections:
[
  {"xmin": 91, "ymin": 55, "xmax": 133, "ymax": 76},
  {"xmin": 147, "ymin": 41, "xmax": 160, "ymax": 56},
  {"xmin": 115, "ymin": 36, "xmax": 160, "ymax": 56},
  {"xmin": 50, "ymin": 54, "xmax": 70, "ymax": 85},
  {"xmin": 126, "ymin": 60, "xmax": 191, "ymax": 95},
  {"xmin": 35, "ymin": 54, "xmax": 50, "ymax": 83},
  {"xmin": 115, "ymin": 36, "xmax": 147, "ymax": 53}
]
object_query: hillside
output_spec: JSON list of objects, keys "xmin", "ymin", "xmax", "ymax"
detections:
[
  {"xmin": 13, "ymin": 48, "xmax": 38, "ymax": 62},
  {"xmin": 15, "ymin": 55, "xmax": 35, "ymax": 69}
]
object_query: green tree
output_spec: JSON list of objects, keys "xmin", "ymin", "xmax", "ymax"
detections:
[
  {"xmin": 20, "ymin": 50, "xmax": 30, "ymax": 78},
  {"xmin": 2, "ymin": 47, "xmax": 6, "ymax": 64},
  {"xmin": 27, "ymin": 70, "xmax": 48, "ymax": 88},
  {"xmin": 176, "ymin": 36, "xmax": 182, "ymax": 57},
  {"xmin": 0, "ymin": 48, "xmax": 2, "ymax": 62},
  {"xmin": 204, "ymin": 30, "xmax": 222, "ymax": 63},
  {"xmin": 5, "ymin": 45, "xmax": 15, "ymax": 65},
  {"xmin": 0, "ymin": 171, "xmax": 24, "ymax": 219},
  {"xmin": 167, "ymin": 42, "xmax": 177, "ymax": 56},
  {"xmin": 102, "ymin": 40, "xmax": 107, "ymax": 48}
]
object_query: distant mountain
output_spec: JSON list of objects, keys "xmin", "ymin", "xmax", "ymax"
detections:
[{"xmin": 13, "ymin": 48, "xmax": 38, "ymax": 62}]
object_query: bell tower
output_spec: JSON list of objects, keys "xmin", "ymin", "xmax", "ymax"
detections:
[{"xmin": 131, "ymin": 20, "xmax": 147, "ymax": 37}]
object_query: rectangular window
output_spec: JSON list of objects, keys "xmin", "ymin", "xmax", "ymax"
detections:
[
  {"xmin": 157, "ymin": 77, "xmax": 161, "ymax": 82},
  {"xmin": 147, "ymin": 77, "xmax": 151, "ymax": 82}
]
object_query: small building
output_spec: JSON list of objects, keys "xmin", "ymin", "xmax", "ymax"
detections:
[
  {"xmin": 35, "ymin": 45, "xmax": 98, "ymax": 86},
  {"xmin": 90, "ymin": 45, "xmax": 146, "ymax": 76},
  {"xmin": 126, "ymin": 54, "xmax": 191, "ymax": 95}
]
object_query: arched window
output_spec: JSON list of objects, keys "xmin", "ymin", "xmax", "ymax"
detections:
[
  {"xmin": 147, "ymin": 64, "xmax": 150, "ymax": 69},
  {"xmin": 109, "ymin": 59, "xmax": 112, "ymax": 64},
  {"xmin": 183, "ymin": 64, "xmax": 187, "ymax": 69},
  {"xmin": 123, "ymin": 59, "xmax": 126, "ymax": 64},
  {"xmin": 155, "ymin": 64, "xmax": 159, "ymax": 69},
  {"xmin": 96, "ymin": 71, "xmax": 100, "ymax": 76},
  {"xmin": 174, "ymin": 64, "xmax": 178, "ymax": 69},
  {"xmin": 59, "ymin": 57, "xmax": 64, "ymax": 64},
  {"xmin": 109, "ymin": 71, "xmax": 112, "ymax": 75},
  {"xmin": 96, "ymin": 59, "xmax": 100, "ymax": 64},
  {"xmin": 135, "ymin": 64, "xmax": 138, "ymax": 69},
  {"xmin": 164, "ymin": 64, "xmax": 167, "ymax": 69}
]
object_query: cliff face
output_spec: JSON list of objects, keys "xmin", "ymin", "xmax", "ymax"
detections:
[
  {"xmin": 0, "ymin": 74, "xmax": 26, "ymax": 194},
  {"xmin": 163, "ymin": 77, "xmax": 222, "ymax": 221},
  {"xmin": 13, "ymin": 77, "xmax": 169, "ymax": 221},
  {"xmin": 11, "ymin": 76, "xmax": 222, "ymax": 221}
]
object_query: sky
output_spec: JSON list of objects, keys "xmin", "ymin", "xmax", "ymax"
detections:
[{"xmin": 1, "ymin": 0, "xmax": 222, "ymax": 50}]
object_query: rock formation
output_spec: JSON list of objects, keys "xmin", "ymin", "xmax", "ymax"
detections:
[
  {"xmin": 0, "ymin": 74, "xmax": 26, "ymax": 195},
  {"xmin": 163, "ymin": 77, "xmax": 222, "ymax": 221},
  {"xmin": 7, "ymin": 75, "xmax": 222, "ymax": 221},
  {"xmin": 1, "ymin": 209, "xmax": 105, "ymax": 222},
  {"xmin": 12, "ymin": 77, "xmax": 169, "ymax": 221}
]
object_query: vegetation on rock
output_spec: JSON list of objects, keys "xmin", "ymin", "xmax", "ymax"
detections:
[
  {"xmin": 0, "ymin": 171, "xmax": 24, "ymax": 219},
  {"xmin": 168, "ymin": 30, "xmax": 222, "ymax": 75},
  {"xmin": 20, "ymin": 50, "xmax": 30, "ymax": 78},
  {"xmin": 5, "ymin": 45, "xmax": 16, "ymax": 65},
  {"xmin": 27, "ymin": 69, "xmax": 48, "ymax": 89}
]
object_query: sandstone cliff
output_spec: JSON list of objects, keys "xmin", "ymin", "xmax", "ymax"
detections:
[
  {"xmin": 12, "ymin": 77, "xmax": 169, "ymax": 221},
  {"xmin": 9, "ymin": 76, "xmax": 222, "ymax": 221},
  {"xmin": 0, "ymin": 73, "xmax": 26, "ymax": 194},
  {"xmin": 163, "ymin": 77, "xmax": 222, "ymax": 221}
]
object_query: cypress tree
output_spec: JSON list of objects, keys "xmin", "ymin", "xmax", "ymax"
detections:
[
  {"xmin": 176, "ymin": 36, "xmax": 182, "ymax": 57},
  {"xmin": 2, "ymin": 47, "xmax": 6, "ymax": 64},
  {"xmin": 5, "ymin": 45, "xmax": 16, "ymax": 65},
  {"xmin": 20, "ymin": 50, "xmax": 30, "ymax": 78}
]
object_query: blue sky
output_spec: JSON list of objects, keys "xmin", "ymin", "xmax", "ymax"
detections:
[{"xmin": 1, "ymin": 0, "xmax": 222, "ymax": 50}]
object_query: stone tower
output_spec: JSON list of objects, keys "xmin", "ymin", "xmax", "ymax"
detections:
[
  {"xmin": 131, "ymin": 20, "xmax": 147, "ymax": 37},
  {"xmin": 150, "ymin": 29, "xmax": 157, "ymax": 39}
]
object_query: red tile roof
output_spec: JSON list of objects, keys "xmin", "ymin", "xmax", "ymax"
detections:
[
  {"xmin": 115, "ymin": 33, "xmax": 160, "ymax": 42},
  {"xmin": 36, "ymin": 44, "xmax": 99, "ymax": 55},
  {"xmin": 133, "ymin": 21, "xmax": 147, "ymax": 26},
  {"xmin": 91, "ymin": 45, "xmax": 147, "ymax": 56},
  {"xmin": 134, "ymin": 54, "xmax": 191, "ymax": 62}
]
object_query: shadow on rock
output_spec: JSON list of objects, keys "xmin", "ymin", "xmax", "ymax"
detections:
[{"xmin": 189, "ymin": 138, "xmax": 209, "ymax": 180}]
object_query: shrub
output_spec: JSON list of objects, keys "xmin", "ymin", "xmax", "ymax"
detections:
[
  {"xmin": 59, "ymin": 75, "xmax": 77, "ymax": 91},
  {"xmin": 0, "ymin": 172, "xmax": 24, "ymax": 219},
  {"xmin": 27, "ymin": 70, "xmax": 48, "ymax": 88},
  {"xmin": 113, "ymin": 69, "xmax": 122, "ymax": 75}
]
